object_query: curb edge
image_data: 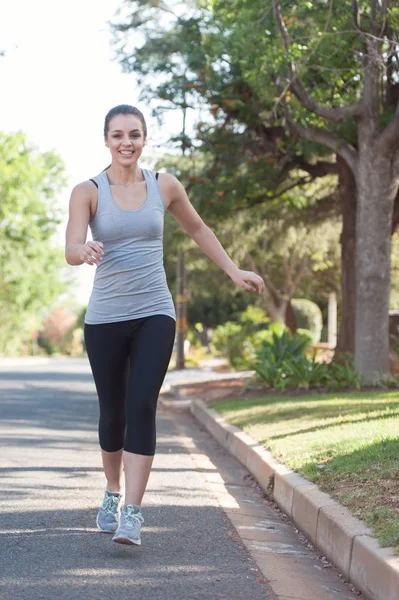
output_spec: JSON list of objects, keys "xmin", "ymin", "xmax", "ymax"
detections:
[{"xmin": 190, "ymin": 398, "xmax": 399, "ymax": 600}]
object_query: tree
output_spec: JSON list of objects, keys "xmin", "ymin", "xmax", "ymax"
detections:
[
  {"xmin": 267, "ymin": 0, "xmax": 399, "ymax": 379},
  {"xmin": 0, "ymin": 132, "xmax": 67, "ymax": 355},
  {"xmin": 109, "ymin": 0, "xmax": 362, "ymax": 353},
  {"xmin": 111, "ymin": 0, "xmax": 399, "ymax": 378}
]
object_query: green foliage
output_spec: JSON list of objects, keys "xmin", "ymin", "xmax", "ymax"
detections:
[
  {"xmin": 251, "ymin": 326, "xmax": 362, "ymax": 390},
  {"xmin": 327, "ymin": 354, "xmax": 363, "ymax": 391},
  {"xmin": 210, "ymin": 304, "xmax": 269, "ymax": 367},
  {"xmin": 110, "ymin": 1, "xmax": 343, "ymax": 221},
  {"xmin": 255, "ymin": 322, "xmax": 309, "ymax": 363},
  {"xmin": 291, "ymin": 298, "xmax": 323, "ymax": 344},
  {"xmin": 296, "ymin": 328, "xmax": 315, "ymax": 348},
  {"xmin": 60, "ymin": 326, "xmax": 85, "ymax": 357},
  {"xmin": 37, "ymin": 334, "xmax": 61, "ymax": 356},
  {"xmin": 211, "ymin": 321, "xmax": 247, "ymax": 368},
  {"xmin": 285, "ymin": 353, "xmax": 331, "ymax": 390},
  {"xmin": 238, "ymin": 305, "xmax": 268, "ymax": 327},
  {"xmin": 0, "ymin": 131, "xmax": 67, "ymax": 355},
  {"xmin": 251, "ymin": 323, "xmax": 309, "ymax": 389}
]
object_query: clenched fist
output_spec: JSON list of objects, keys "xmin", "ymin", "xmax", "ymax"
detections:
[{"xmin": 80, "ymin": 241, "xmax": 104, "ymax": 266}]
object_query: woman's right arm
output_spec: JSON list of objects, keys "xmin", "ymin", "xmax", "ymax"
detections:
[{"xmin": 65, "ymin": 182, "xmax": 104, "ymax": 266}]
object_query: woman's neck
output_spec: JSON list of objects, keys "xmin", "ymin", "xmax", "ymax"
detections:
[{"xmin": 106, "ymin": 164, "xmax": 143, "ymax": 186}]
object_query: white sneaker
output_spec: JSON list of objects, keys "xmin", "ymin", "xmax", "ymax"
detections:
[
  {"xmin": 112, "ymin": 504, "xmax": 144, "ymax": 545},
  {"xmin": 96, "ymin": 489, "xmax": 123, "ymax": 533}
]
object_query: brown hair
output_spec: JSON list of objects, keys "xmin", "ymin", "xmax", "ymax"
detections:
[{"xmin": 104, "ymin": 104, "xmax": 147, "ymax": 138}]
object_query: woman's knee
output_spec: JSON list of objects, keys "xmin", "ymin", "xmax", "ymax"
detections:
[
  {"xmin": 99, "ymin": 413, "xmax": 126, "ymax": 451},
  {"xmin": 125, "ymin": 404, "xmax": 156, "ymax": 454}
]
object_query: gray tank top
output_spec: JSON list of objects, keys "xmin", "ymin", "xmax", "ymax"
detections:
[{"xmin": 84, "ymin": 168, "xmax": 176, "ymax": 325}]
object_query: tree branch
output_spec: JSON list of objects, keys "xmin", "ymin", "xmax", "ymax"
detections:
[
  {"xmin": 278, "ymin": 93, "xmax": 358, "ymax": 174},
  {"xmin": 272, "ymin": 0, "xmax": 366, "ymax": 123},
  {"xmin": 235, "ymin": 176, "xmax": 314, "ymax": 212},
  {"xmin": 292, "ymin": 256, "xmax": 310, "ymax": 290},
  {"xmin": 291, "ymin": 121, "xmax": 358, "ymax": 173},
  {"xmin": 296, "ymin": 158, "xmax": 339, "ymax": 177}
]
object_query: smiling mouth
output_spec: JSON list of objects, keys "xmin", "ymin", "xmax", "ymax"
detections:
[{"xmin": 119, "ymin": 150, "xmax": 134, "ymax": 156}]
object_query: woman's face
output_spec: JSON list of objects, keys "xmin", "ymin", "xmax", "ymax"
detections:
[{"xmin": 105, "ymin": 114, "xmax": 146, "ymax": 167}]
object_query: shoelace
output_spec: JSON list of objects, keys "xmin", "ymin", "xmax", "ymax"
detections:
[
  {"xmin": 102, "ymin": 494, "xmax": 120, "ymax": 516},
  {"xmin": 123, "ymin": 506, "xmax": 144, "ymax": 528}
]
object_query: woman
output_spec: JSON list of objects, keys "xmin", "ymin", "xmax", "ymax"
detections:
[{"xmin": 65, "ymin": 104, "xmax": 265, "ymax": 547}]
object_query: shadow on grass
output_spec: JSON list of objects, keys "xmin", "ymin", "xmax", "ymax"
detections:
[
  {"xmin": 304, "ymin": 437, "xmax": 399, "ymax": 483},
  {"xmin": 214, "ymin": 391, "xmax": 399, "ymax": 439},
  {"xmin": 300, "ymin": 438, "xmax": 399, "ymax": 548},
  {"xmin": 268, "ymin": 408, "xmax": 399, "ymax": 441}
]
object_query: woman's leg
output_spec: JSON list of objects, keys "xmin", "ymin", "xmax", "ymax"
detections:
[
  {"xmin": 123, "ymin": 315, "xmax": 176, "ymax": 506},
  {"xmin": 84, "ymin": 321, "xmax": 131, "ymax": 492},
  {"xmin": 101, "ymin": 448, "xmax": 124, "ymax": 492}
]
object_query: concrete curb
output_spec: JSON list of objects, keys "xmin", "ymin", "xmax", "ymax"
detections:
[{"xmin": 190, "ymin": 398, "xmax": 399, "ymax": 600}]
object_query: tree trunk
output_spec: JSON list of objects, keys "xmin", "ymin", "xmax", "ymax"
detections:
[
  {"xmin": 355, "ymin": 143, "xmax": 395, "ymax": 379},
  {"xmin": 335, "ymin": 157, "xmax": 356, "ymax": 355},
  {"xmin": 285, "ymin": 300, "xmax": 297, "ymax": 334},
  {"xmin": 265, "ymin": 295, "xmax": 288, "ymax": 323}
]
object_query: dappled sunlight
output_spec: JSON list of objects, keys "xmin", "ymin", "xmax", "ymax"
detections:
[{"xmin": 213, "ymin": 391, "xmax": 399, "ymax": 443}]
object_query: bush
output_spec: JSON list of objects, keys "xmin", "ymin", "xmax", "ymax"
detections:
[
  {"xmin": 211, "ymin": 305, "xmax": 269, "ymax": 369},
  {"xmin": 251, "ymin": 334, "xmax": 363, "ymax": 391},
  {"xmin": 285, "ymin": 353, "xmax": 331, "ymax": 390},
  {"xmin": 251, "ymin": 323, "xmax": 310, "ymax": 390},
  {"xmin": 238, "ymin": 305, "xmax": 268, "ymax": 327},
  {"xmin": 296, "ymin": 328, "xmax": 314, "ymax": 349},
  {"xmin": 211, "ymin": 321, "xmax": 248, "ymax": 368},
  {"xmin": 327, "ymin": 354, "xmax": 362, "ymax": 390},
  {"xmin": 291, "ymin": 299, "xmax": 323, "ymax": 344}
]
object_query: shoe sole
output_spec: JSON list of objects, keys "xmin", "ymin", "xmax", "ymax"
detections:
[
  {"xmin": 112, "ymin": 535, "xmax": 141, "ymax": 546},
  {"xmin": 96, "ymin": 513, "xmax": 118, "ymax": 534}
]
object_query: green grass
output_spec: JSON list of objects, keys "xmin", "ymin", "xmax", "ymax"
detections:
[{"xmin": 210, "ymin": 391, "xmax": 399, "ymax": 550}]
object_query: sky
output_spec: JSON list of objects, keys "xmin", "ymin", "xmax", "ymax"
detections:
[{"xmin": 0, "ymin": 0, "xmax": 185, "ymax": 306}]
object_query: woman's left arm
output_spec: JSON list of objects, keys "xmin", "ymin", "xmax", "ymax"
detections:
[{"xmin": 162, "ymin": 174, "xmax": 265, "ymax": 295}]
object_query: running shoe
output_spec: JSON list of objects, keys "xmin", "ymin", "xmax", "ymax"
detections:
[
  {"xmin": 112, "ymin": 504, "xmax": 144, "ymax": 545},
  {"xmin": 96, "ymin": 489, "xmax": 123, "ymax": 533}
]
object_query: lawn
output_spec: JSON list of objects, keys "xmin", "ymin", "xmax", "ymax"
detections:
[{"xmin": 210, "ymin": 390, "xmax": 399, "ymax": 549}]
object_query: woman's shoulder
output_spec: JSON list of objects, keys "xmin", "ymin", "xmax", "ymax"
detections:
[
  {"xmin": 153, "ymin": 171, "xmax": 180, "ymax": 188},
  {"xmin": 72, "ymin": 176, "xmax": 102, "ymax": 194}
]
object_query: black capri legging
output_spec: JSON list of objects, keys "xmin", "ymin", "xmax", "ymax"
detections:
[{"xmin": 84, "ymin": 315, "xmax": 176, "ymax": 456}]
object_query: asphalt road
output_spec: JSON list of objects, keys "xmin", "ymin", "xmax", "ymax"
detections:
[{"xmin": 0, "ymin": 358, "xmax": 274, "ymax": 600}]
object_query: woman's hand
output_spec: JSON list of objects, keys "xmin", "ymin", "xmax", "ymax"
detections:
[
  {"xmin": 79, "ymin": 241, "xmax": 104, "ymax": 265},
  {"xmin": 229, "ymin": 268, "xmax": 265, "ymax": 294}
]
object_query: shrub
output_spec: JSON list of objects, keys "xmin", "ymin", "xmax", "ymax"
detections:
[
  {"xmin": 291, "ymin": 299, "xmax": 323, "ymax": 344},
  {"xmin": 251, "ymin": 328, "xmax": 363, "ymax": 391},
  {"xmin": 285, "ymin": 353, "xmax": 331, "ymax": 390},
  {"xmin": 238, "ymin": 305, "xmax": 268, "ymax": 327},
  {"xmin": 255, "ymin": 322, "xmax": 309, "ymax": 364},
  {"xmin": 251, "ymin": 323, "xmax": 310, "ymax": 388},
  {"xmin": 211, "ymin": 305, "xmax": 269, "ymax": 369},
  {"xmin": 327, "ymin": 354, "xmax": 362, "ymax": 390},
  {"xmin": 296, "ymin": 328, "xmax": 314, "ymax": 349},
  {"xmin": 211, "ymin": 321, "xmax": 248, "ymax": 368}
]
